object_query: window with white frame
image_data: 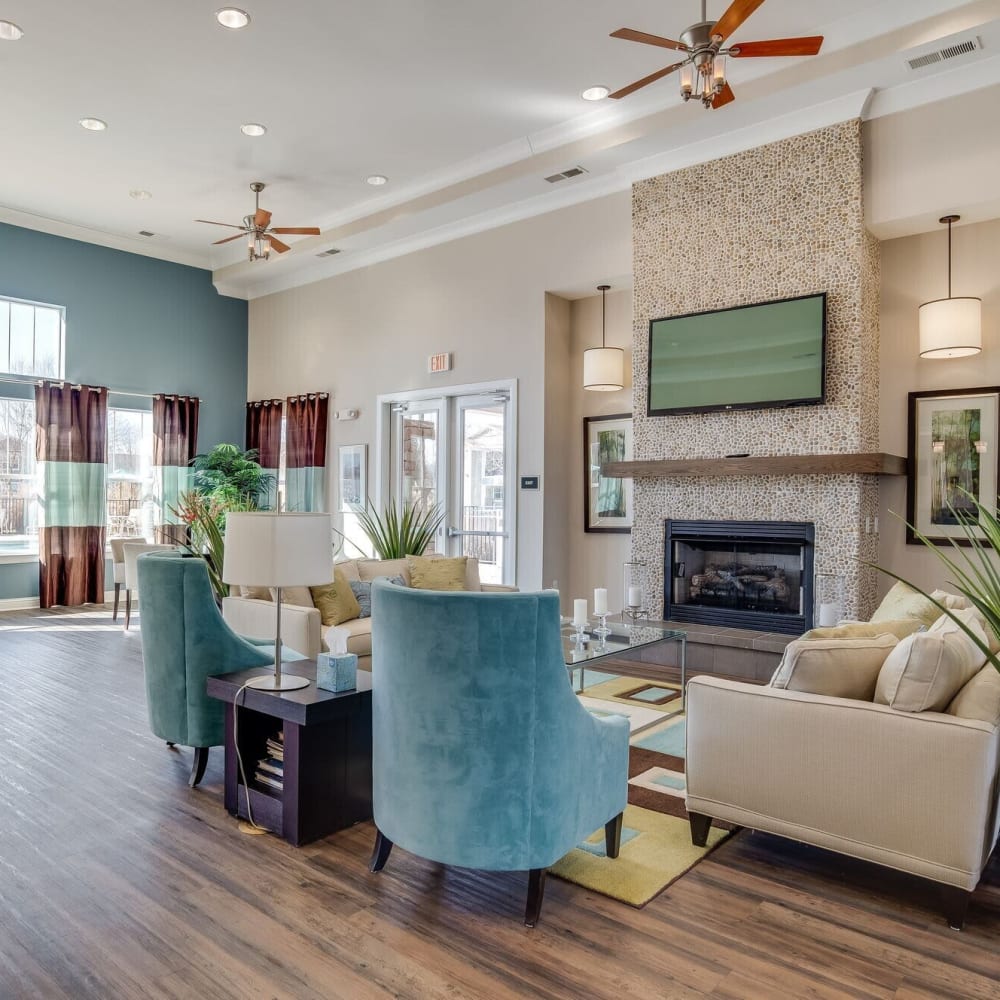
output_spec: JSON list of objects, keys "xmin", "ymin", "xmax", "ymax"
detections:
[
  {"xmin": 0, "ymin": 398, "xmax": 39, "ymax": 554},
  {"xmin": 107, "ymin": 408, "xmax": 154, "ymax": 539},
  {"xmin": 0, "ymin": 296, "xmax": 64, "ymax": 379}
]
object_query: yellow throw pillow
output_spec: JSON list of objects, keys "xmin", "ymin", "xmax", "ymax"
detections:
[
  {"xmin": 406, "ymin": 554, "xmax": 468, "ymax": 591},
  {"xmin": 870, "ymin": 581, "xmax": 941, "ymax": 627},
  {"xmin": 309, "ymin": 569, "xmax": 361, "ymax": 626},
  {"xmin": 801, "ymin": 619, "xmax": 924, "ymax": 642}
]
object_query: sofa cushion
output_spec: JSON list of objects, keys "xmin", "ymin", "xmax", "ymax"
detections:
[
  {"xmin": 271, "ymin": 585, "xmax": 314, "ymax": 608},
  {"xmin": 870, "ymin": 581, "xmax": 941, "ymax": 627},
  {"xmin": 333, "ymin": 558, "xmax": 362, "ymax": 582},
  {"xmin": 356, "ymin": 558, "xmax": 412, "ymax": 585},
  {"xmin": 947, "ymin": 663, "xmax": 1000, "ymax": 725},
  {"xmin": 801, "ymin": 619, "xmax": 924, "ymax": 642},
  {"xmin": 407, "ymin": 554, "xmax": 468, "ymax": 591},
  {"xmin": 324, "ymin": 616, "xmax": 372, "ymax": 657},
  {"xmin": 875, "ymin": 609, "xmax": 988, "ymax": 712},
  {"xmin": 310, "ymin": 569, "xmax": 361, "ymax": 626},
  {"xmin": 770, "ymin": 634, "xmax": 898, "ymax": 700},
  {"xmin": 238, "ymin": 584, "xmax": 271, "ymax": 600}
]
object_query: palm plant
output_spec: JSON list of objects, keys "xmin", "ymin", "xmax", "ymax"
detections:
[
  {"xmin": 351, "ymin": 498, "xmax": 446, "ymax": 560},
  {"xmin": 190, "ymin": 443, "xmax": 275, "ymax": 508},
  {"xmin": 875, "ymin": 489, "xmax": 1000, "ymax": 674}
]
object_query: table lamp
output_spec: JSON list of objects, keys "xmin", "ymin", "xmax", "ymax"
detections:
[{"xmin": 222, "ymin": 511, "xmax": 332, "ymax": 691}]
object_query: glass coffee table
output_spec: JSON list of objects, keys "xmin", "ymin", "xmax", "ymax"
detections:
[{"xmin": 562, "ymin": 619, "xmax": 687, "ymax": 717}]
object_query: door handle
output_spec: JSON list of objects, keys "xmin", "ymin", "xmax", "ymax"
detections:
[{"xmin": 447, "ymin": 526, "xmax": 509, "ymax": 539}]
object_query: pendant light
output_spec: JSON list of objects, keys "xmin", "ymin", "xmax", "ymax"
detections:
[
  {"xmin": 583, "ymin": 284, "xmax": 624, "ymax": 391},
  {"xmin": 919, "ymin": 215, "xmax": 982, "ymax": 359}
]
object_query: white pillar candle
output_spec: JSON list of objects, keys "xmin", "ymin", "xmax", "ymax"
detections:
[
  {"xmin": 627, "ymin": 586, "xmax": 642, "ymax": 608},
  {"xmin": 594, "ymin": 588, "xmax": 608, "ymax": 615},
  {"xmin": 818, "ymin": 602, "xmax": 841, "ymax": 627},
  {"xmin": 573, "ymin": 599, "xmax": 588, "ymax": 626}
]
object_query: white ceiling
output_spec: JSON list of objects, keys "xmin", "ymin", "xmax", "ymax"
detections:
[{"xmin": 1, "ymin": 0, "xmax": 998, "ymax": 299}]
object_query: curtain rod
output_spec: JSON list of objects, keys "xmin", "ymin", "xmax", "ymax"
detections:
[{"xmin": 0, "ymin": 374, "xmax": 201, "ymax": 403}]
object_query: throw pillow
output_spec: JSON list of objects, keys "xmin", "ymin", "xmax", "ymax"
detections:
[
  {"xmin": 356, "ymin": 558, "xmax": 412, "ymax": 585},
  {"xmin": 770, "ymin": 634, "xmax": 898, "ymax": 700},
  {"xmin": 407, "ymin": 554, "xmax": 468, "ymax": 591},
  {"xmin": 947, "ymin": 664, "xmax": 1000, "ymax": 725},
  {"xmin": 869, "ymin": 581, "xmax": 941, "ymax": 627},
  {"xmin": 238, "ymin": 584, "xmax": 272, "ymax": 601},
  {"xmin": 874, "ymin": 612, "xmax": 987, "ymax": 712},
  {"xmin": 931, "ymin": 589, "xmax": 972, "ymax": 611},
  {"xmin": 309, "ymin": 570, "xmax": 361, "ymax": 626},
  {"xmin": 349, "ymin": 575, "xmax": 406, "ymax": 618},
  {"xmin": 801, "ymin": 619, "xmax": 924, "ymax": 642},
  {"xmin": 271, "ymin": 585, "xmax": 315, "ymax": 608}
]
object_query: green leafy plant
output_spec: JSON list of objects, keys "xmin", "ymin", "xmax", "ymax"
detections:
[
  {"xmin": 875, "ymin": 489, "xmax": 1000, "ymax": 674},
  {"xmin": 190, "ymin": 443, "xmax": 275, "ymax": 508},
  {"xmin": 351, "ymin": 499, "xmax": 446, "ymax": 560}
]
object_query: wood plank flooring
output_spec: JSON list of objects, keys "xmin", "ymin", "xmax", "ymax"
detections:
[{"xmin": 0, "ymin": 607, "xmax": 998, "ymax": 999}]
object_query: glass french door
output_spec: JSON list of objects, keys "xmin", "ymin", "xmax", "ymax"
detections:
[{"xmin": 387, "ymin": 386, "xmax": 514, "ymax": 585}]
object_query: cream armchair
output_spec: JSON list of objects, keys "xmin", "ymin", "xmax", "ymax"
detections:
[{"xmin": 684, "ymin": 675, "xmax": 1000, "ymax": 929}]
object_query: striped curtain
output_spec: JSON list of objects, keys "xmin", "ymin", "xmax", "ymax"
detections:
[
  {"xmin": 35, "ymin": 381, "xmax": 108, "ymax": 608},
  {"xmin": 245, "ymin": 399, "xmax": 283, "ymax": 510},
  {"xmin": 285, "ymin": 393, "xmax": 329, "ymax": 512},
  {"xmin": 153, "ymin": 394, "xmax": 200, "ymax": 544}
]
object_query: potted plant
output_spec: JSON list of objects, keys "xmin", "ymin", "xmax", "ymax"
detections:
[{"xmin": 351, "ymin": 499, "xmax": 446, "ymax": 560}]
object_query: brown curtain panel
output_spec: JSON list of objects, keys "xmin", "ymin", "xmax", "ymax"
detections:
[
  {"xmin": 245, "ymin": 399, "xmax": 283, "ymax": 509},
  {"xmin": 35, "ymin": 381, "xmax": 108, "ymax": 608},
  {"xmin": 285, "ymin": 393, "xmax": 329, "ymax": 512},
  {"xmin": 153, "ymin": 394, "xmax": 200, "ymax": 544}
]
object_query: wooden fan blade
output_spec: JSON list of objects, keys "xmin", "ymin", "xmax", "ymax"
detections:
[
  {"xmin": 731, "ymin": 36, "xmax": 823, "ymax": 57},
  {"xmin": 610, "ymin": 28, "xmax": 686, "ymax": 51},
  {"xmin": 195, "ymin": 219, "xmax": 244, "ymax": 229},
  {"xmin": 609, "ymin": 61, "xmax": 685, "ymax": 100},
  {"xmin": 269, "ymin": 227, "xmax": 321, "ymax": 235},
  {"xmin": 711, "ymin": 0, "xmax": 766, "ymax": 44},
  {"xmin": 267, "ymin": 236, "xmax": 291, "ymax": 254},
  {"xmin": 711, "ymin": 82, "xmax": 736, "ymax": 109},
  {"xmin": 254, "ymin": 208, "xmax": 272, "ymax": 229},
  {"xmin": 212, "ymin": 232, "xmax": 247, "ymax": 245}
]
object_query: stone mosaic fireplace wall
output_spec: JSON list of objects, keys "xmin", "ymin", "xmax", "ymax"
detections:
[{"xmin": 630, "ymin": 119, "xmax": 881, "ymax": 623}]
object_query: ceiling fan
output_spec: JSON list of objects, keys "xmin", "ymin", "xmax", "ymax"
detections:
[
  {"xmin": 608, "ymin": 0, "xmax": 823, "ymax": 108},
  {"xmin": 196, "ymin": 182, "xmax": 321, "ymax": 261}
]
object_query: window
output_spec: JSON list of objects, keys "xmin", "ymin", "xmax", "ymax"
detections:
[
  {"xmin": 107, "ymin": 408, "xmax": 154, "ymax": 539},
  {"xmin": 0, "ymin": 398, "xmax": 39, "ymax": 554},
  {"xmin": 0, "ymin": 296, "xmax": 64, "ymax": 378}
]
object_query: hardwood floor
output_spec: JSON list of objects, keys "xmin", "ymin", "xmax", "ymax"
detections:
[{"xmin": 0, "ymin": 607, "xmax": 998, "ymax": 999}]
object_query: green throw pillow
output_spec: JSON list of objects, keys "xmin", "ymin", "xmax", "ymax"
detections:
[
  {"xmin": 310, "ymin": 569, "xmax": 361, "ymax": 625},
  {"xmin": 406, "ymin": 555, "xmax": 468, "ymax": 591}
]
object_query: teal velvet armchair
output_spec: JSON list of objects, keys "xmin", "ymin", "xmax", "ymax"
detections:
[
  {"xmin": 369, "ymin": 581, "xmax": 630, "ymax": 926},
  {"xmin": 136, "ymin": 551, "xmax": 282, "ymax": 787}
]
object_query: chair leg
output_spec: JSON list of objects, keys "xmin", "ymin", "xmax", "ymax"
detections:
[
  {"xmin": 166, "ymin": 741, "xmax": 176, "ymax": 748},
  {"xmin": 605, "ymin": 812, "xmax": 624, "ymax": 859},
  {"xmin": 941, "ymin": 885, "xmax": 971, "ymax": 931},
  {"xmin": 124, "ymin": 589, "xmax": 132, "ymax": 630},
  {"xmin": 189, "ymin": 747, "xmax": 209, "ymax": 788},
  {"xmin": 689, "ymin": 811, "xmax": 713, "ymax": 847},
  {"xmin": 369, "ymin": 828, "xmax": 394, "ymax": 872},
  {"xmin": 112, "ymin": 583, "xmax": 121, "ymax": 622},
  {"xmin": 525, "ymin": 868, "xmax": 546, "ymax": 928}
]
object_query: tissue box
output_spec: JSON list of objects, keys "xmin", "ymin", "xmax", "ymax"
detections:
[{"xmin": 316, "ymin": 652, "xmax": 357, "ymax": 693}]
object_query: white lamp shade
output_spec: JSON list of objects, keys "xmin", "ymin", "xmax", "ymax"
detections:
[
  {"xmin": 918, "ymin": 297, "xmax": 982, "ymax": 359},
  {"xmin": 583, "ymin": 347, "xmax": 624, "ymax": 391},
  {"xmin": 222, "ymin": 512, "xmax": 332, "ymax": 587}
]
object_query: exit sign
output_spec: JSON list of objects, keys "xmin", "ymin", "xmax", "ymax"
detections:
[{"xmin": 428, "ymin": 352, "xmax": 452, "ymax": 374}]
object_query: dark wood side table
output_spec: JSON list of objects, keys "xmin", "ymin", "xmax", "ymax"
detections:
[{"xmin": 206, "ymin": 660, "xmax": 372, "ymax": 846}]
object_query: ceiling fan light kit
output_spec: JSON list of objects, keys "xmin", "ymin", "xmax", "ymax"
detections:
[{"xmin": 608, "ymin": 0, "xmax": 823, "ymax": 108}]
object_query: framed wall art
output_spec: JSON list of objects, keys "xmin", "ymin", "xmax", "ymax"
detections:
[
  {"xmin": 583, "ymin": 413, "xmax": 633, "ymax": 533},
  {"xmin": 338, "ymin": 444, "xmax": 367, "ymax": 513},
  {"xmin": 906, "ymin": 386, "xmax": 1000, "ymax": 545}
]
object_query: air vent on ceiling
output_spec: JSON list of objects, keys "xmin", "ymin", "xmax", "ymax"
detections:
[
  {"xmin": 315, "ymin": 248, "xmax": 341, "ymax": 258},
  {"xmin": 544, "ymin": 165, "xmax": 589, "ymax": 184},
  {"xmin": 137, "ymin": 230, "xmax": 156, "ymax": 238},
  {"xmin": 903, "ymin": 33, "xmax": 982, "ymax": 72}
]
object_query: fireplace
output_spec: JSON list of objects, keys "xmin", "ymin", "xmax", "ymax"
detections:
[{"xmin": 664, "ymin": 520, "xmax": 815, "ymax": 635}]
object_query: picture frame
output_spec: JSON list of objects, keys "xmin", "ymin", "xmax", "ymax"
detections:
[
  {"xmin": 338, "ymin": 444, "xmax": 367, "ymax": 513},
  {"xmin": 906, "ymin": 387, "xmax": 1000, "ymax": 546},
  {"xmin": 583, "ymin": 413, "xmax": 633, "ymax": 533}
]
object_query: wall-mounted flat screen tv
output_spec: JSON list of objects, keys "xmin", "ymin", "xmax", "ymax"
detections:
[{"xmin": 647, "ymin": 292, "xmax": 827, "ymax": 416}]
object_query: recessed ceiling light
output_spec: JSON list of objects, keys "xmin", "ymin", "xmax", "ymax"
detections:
[
  {"xmin": 0, "ymin": 20, "xmax": 23, "ymax": 40},
  {"xmin": 79, "ymin": 117, "xmax": 108, "ymax": 131},
  {"xmin": 581, "ymin": 85, "xmax": 610, "ymax": 102},
  {"xmin": 366, "ymin": 174, "xmax": 388, "ymax": 186},
  {"xmin": 130, "ymin": 189, "xmax": 152, "ymax": 201},
  {"xmin": 240, "ymin": 122, "xmax": 267, "ymax": 137},
  {"xmin": 216, "ymin": 7, "xmax": 250, "ymax": 29}
]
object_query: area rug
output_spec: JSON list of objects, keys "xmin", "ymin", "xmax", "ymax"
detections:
[{"xmin": 552, "ymin": 674, "xmax": 732, "ymax": 905}]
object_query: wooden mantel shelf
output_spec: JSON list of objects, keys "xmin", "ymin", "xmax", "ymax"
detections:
[{"xmin": 603, "ymin": 452, "xmax": 908, "ymax": 479}]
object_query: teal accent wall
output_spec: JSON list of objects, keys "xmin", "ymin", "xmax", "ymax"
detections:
[{"xmin": 0, "ymin": 221, "xmax": 248, "ymax": 600}]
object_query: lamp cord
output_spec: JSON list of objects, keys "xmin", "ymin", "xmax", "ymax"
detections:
[{"xmin": 233, "ymin": 681, "xmax": 270, "ymax": 833}]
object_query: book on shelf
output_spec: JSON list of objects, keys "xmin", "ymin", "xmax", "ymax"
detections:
[
  {"xmin": 255, "ymin": 772, "xmax": 283, "ymax": 792},
  {"xmin": 257, "ymin": 757, "xmax": 284, "ymax": 778}
]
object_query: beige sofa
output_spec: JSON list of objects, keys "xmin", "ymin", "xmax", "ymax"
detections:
[
  {"xmin": 685, "ymin": 628, "xmax": 1000, "ymax": 929},
  {"xmin": 222, "ymin": 555, "xmax": 516, "ymax": 669}
]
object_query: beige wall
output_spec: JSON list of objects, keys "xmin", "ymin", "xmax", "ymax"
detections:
[
  {"xmin": 878, "ymin": 217, "xmax": 1000, "ymax": 595},
  {"xmin": 543, "ymin": 292, "xmax": 572, "ymax": 595},
  {"xmin": 248, "ymin": 191, "xmax": 632, "ymax": 589}
]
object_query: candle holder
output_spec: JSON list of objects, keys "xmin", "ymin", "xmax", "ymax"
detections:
[
  {"xmin": 593, "ymin": 612, "xmax": 611, "ymax": 641},
  {"xmin": 622, "ymin": 560, "xmax": 650, "ymax": 624},
  {"xmin": 571, "ymin": 622, "xmax": 589, "ymax": 647}
]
